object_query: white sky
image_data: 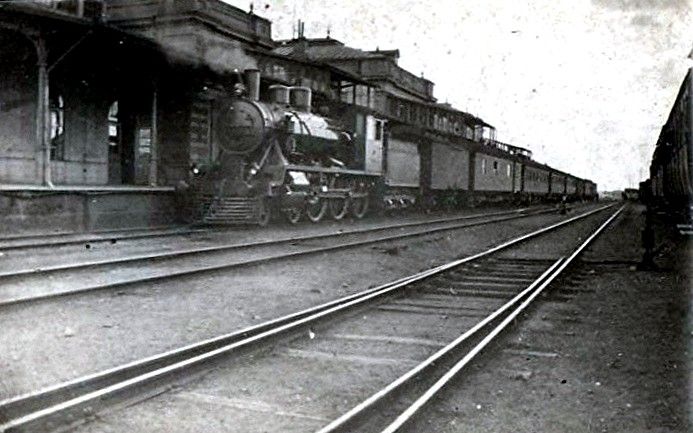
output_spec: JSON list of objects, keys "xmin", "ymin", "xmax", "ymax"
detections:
[{"xmin": 226, "ymin": 0, "xmax": 692, "ymax": 191}]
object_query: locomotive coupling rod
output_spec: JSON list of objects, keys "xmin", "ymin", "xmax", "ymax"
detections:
[{"xmin": 317, "ymin": 190, "xmax": 351, "ymax": 199}]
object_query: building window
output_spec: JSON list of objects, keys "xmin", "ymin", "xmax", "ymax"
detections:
[
  {"xmin": 108, "ymin": 101, "xmax": 119, "ymax": 146},
  {"xmin": 50, "ymin": 94, "xmax": 65, "ymax": 161},
  {"xmin": 355, "ymin": 85, "xmax": 369, "ymax": 107},
  {"xmin": 465, "ymin": 126, "xmax": 473, "ymax": 139},
  {"xmin": 138, "ymin": 127, "xmax": 151, "ymax": 155},
  {"xmin": 493, "ymin": 160, "xmax": 499, "ymax": 174},
  {"xmin": 375, "ymin": 120, "xmax": 383, "ymax": 141},
  {"xmin": 340, "ymin": 85, "xmax": 353, "ymax": 104}
]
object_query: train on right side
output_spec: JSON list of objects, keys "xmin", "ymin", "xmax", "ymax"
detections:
[{"xmin": 641, "ymin": 67, "xmax": 693, "ymax": 225}]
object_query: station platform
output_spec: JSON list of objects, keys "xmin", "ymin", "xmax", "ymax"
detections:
[{"xmin": 0, "ymin": 184, "xmax": 180, "ymax": 237}]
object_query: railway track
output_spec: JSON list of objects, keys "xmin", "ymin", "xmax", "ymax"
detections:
[
  {"xmin": 0, "ymin": 203, "xmax": 619, "ymax": 433},
  {"xmin": 0, "ymin": 207, "xmax": 545, "ymax": 252},
  {"xmin": 0, "ymin": 205, "xmax": 569, "ymax": 306}
]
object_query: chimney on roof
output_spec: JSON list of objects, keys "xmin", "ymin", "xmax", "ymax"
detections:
[
  {"xmin": 292, "ymin": 20, "xmax": 309, "ymax": 59},
  {"xmin": 296, "ymin": 20, "xmax": 306, "ymax": 39}
]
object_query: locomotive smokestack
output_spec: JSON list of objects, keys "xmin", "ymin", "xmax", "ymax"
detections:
[{"xmin": 244, "ymin": 69, "xmax": 261, "ymax": 101}]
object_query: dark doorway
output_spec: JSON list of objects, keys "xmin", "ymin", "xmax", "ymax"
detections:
[{"xmin": 107, "ymin": 90, "xmax": 154, "ymax": 185}]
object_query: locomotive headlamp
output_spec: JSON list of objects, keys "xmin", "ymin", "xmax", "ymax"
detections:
[
  {"xmin": 233, "ymin": 83, "xmax": 247, "ymax": 97},
  {"xmin": 248, "ymin": 163, "xmax": 261, "ymax": 176}
]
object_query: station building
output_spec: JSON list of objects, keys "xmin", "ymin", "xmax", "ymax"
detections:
[
  {"xmin": 0, "ymin": 1, "xmax": 193, "ymax": 235},
  {"xmin": 0, "ymin": 0, "xmax": 505, "ymax": 235},
  {"xmin": 0, "ymin": 0, "xmax": 368, "ymax": 235}
]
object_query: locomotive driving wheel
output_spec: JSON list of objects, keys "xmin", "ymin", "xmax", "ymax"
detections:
[
  {"xmin": 328, "ymin": 176, "xmax": 349, "ymax": 220},
  {"xmin": 284, "ymin": 206, "xmax": 303, "ymax": 224},
  {"xmin": 350, "ymin": 179, "xmax": 369, "ymax": 219},
  {"xmin": 305, "ymin": 172, "xmax": 328, "ymax": 223},
  {"xmin": 306, "ymin": 195, "xmax": 327, "ymax": 222}
]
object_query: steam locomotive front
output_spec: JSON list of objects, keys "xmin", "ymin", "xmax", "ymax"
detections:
[
  {"xmin": 197, "ymin": 95, "xmax": 285, "ymax": 197},
  {"xmin": 191, "ymin": 71, "xmax": 368, "ymax": 225}
]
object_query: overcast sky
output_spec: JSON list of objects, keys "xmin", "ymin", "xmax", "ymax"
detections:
[{"xmin": 226, "ymin": 0, "xmax": 692, "ymax": 191}]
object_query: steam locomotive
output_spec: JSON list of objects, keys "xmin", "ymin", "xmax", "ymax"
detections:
[
  {"xmin": 191, "ymin": 71, "xmax": 385, "ymax": 225},
  {"xmin": 190, "ymin": 70, "xmax": 597, "ymax": 226}
]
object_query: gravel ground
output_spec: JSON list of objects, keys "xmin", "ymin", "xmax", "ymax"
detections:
[
  {"xmin": 0, "ymin": 204, "xmax": 604, "ymax": 400},
  {"xmin": 401, "ymin": 203, "xmax": 690, "ymax": 433}
]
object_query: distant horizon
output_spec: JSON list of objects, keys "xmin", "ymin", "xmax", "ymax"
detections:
[{"xmin": 224, "ymin": 0, "xmax": 692, "ymax": 191}]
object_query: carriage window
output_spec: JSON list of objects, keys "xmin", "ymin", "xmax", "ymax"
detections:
[
  {"xmin": 507, "ymin": 164, "xmax": 511, "ymax": 177},
  {"xmin": 50, "ymin": 94, "xmax": 65, "ymax": 161},
  {"xmin": 375, "ymin": 120, "xmax": 383, "ymax": 141},
  {"xmin": 493, "ymin": 161, "xmax": 498, "ymax": 174},
  {"xmin": 481, "ymin": 158, "xmax": 487, "ymax": 174}
]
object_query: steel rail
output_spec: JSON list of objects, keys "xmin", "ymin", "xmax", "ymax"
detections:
[
  {"xmin": 312, "ymin": 258, "xmax": 566, "ymax": 433},
  {"xmin": 378, "ymin": 206, "xmax": 624, "ymax": 433},
  {"xmin": 0, "ymin": 207, "xmax": 563, "ymax": 307},
  {"xmin": 0, "ymin": 208, "xmax": 545, "ymax": 252},
  {"xmin": 314, "ymin": 205, "xmax": 624, "ymax": 433},
  {"xmin": 0, "ymin": 207, "xmax": 539, "ymax": 278},
  {"xmin": 0, "ymin": 205, "xmax": 563, "ymax": 252},
  {"xmin": 0, "ymin": 204, "xmax": 614, "ymax": 433},
  {"xmin": 0, "ymin": 227, "xmax": 204, "ymax": 252}
]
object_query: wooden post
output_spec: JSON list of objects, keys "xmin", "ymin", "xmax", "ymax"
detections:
[
  {"xmin": 35, "ymin": 33, "xmax": 52, "ymax": 187},
  {"xmin": 468, "ymin": 151, "xmax": 476, "ymax": 207},
  {"xmin": 149, "ymin": 83, "xmax": 158, "ymax": 186},
  {"xmin": 638, "ymin": 204, "xmax": 657, "ymax": 270}
]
